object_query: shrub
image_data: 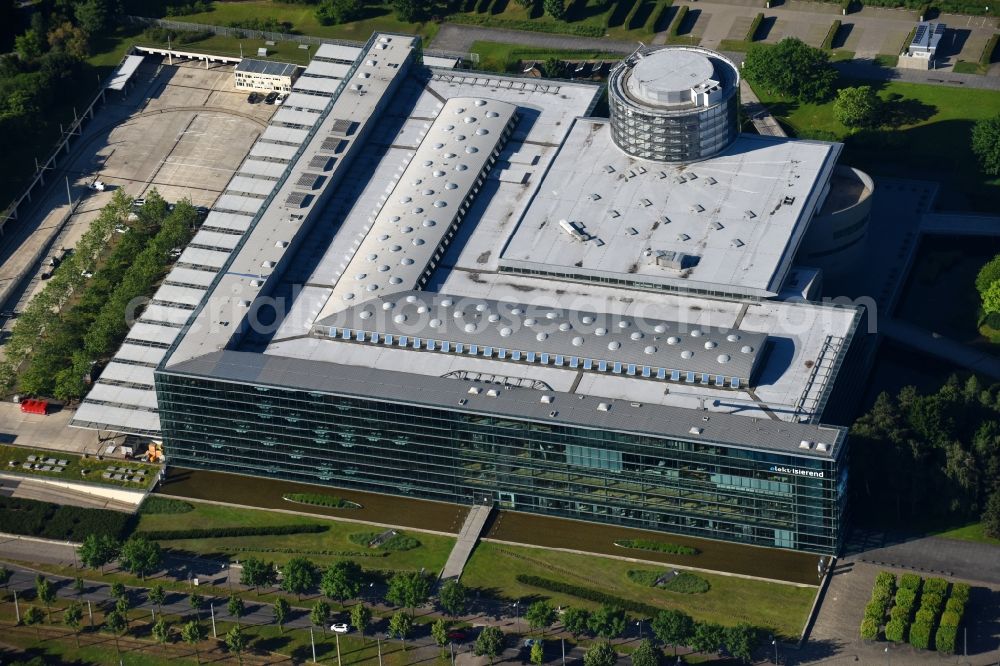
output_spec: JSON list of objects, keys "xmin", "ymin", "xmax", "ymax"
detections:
[
  {"xmin": 747, "ymin": 12, "xmax": 763, "ymax": 41},
  {"xmin": 141, "ymin": 525, "xmax": 327, "ymax": 540},
  {"xmin": 939, "ymin": 610, "xmax": 961, "ymax": 628},
  {"xmin": 895, "ymin": 587, "xmax": 916, "ymax": 611},
  {"xmin": 920, "ymin": 593, "xmax": 944, "ymax": 614},
  {"xmin": 662, "ymin": 572, "xmax": 710, "ymax": 594},
  {"xmin": 889, "ymin": 605, "xmax": 910, "ymax": 623},
  {"xmin": 627, "ymin": 570, "xmax": 660, "ymax": 586},
  {"xmin": 874, "ymin": 572, "xmax": 897, "ymax": 591},
  {"xmin": 914, "ymin": 608, "xmax": 935, "ymax": 626},
  {"xmin": 864, "ymin": 600, "xmax": 885, "ymax": 621},
  {"xmin": 140, "ymin": 497, "xmax": 194, "ymax": 515},
  {"xmin": 899, "ymin": 573, "xmax": 922, "ymax": 592},
  {"xmin": 935, "ymin": 625, "xmax": 957, "ymax": 654},
  {"xmin": 860, "ymin": 617, "xmax": 879, "ymax": 640},
  {"xmin": 923, "ymin": 578, "xmax": 948, "ymax": 598},
  {"xmin": 0, "ymin": 496, "xmax": 133, "ymax": 541},
  {"xmin": 516, "ymin": 574, "xmax": 660, "ymax": 618},
  {"xmin": 348, "ymin": 532, "xmax": 420, "ymax": 551},
  {"xmin": 884, "ymin": 618, "xmax": 906, "ymax": 643},
  {"xmin": 821, "ymin": 19, "xmax": 841, "ymax": 49},
  {"xmin": 909, "ymin": 621, "xmax": 932, "ymax": 650},
  {"xmin": 950, "ymin": 583, "xmax": 971, "ymax": 604},
  {"xmin": 945, "ymin": 597, "xmax": 965, "ymax": 616},
  {"xmin": 283, "ymin": 493, "xmax": 359, "ymax": 509},
  {"xmin": 614, "ymin": 539, "xmax": 698, "ymax": 556},
  {"xmin": 871, "ymin": 586, "xmax": 892, "ymax": 608}
]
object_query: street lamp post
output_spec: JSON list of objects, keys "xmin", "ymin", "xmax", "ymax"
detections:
[
  {"xmin": 637, "ymin": 619, "xmax": 643, "ymax": 640},
  {"xmin": 770, "ymin": 634, "xmax": 778, "ymax": 664},
  {"xmin": 513, "ymin": 600, "xmax": 520, "ymax": 630},
  {"xmin": 377, "ymin": 633, "xmax": 383, "ymax": 666}
]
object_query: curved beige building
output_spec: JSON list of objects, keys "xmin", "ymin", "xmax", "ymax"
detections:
[{"xmin": 798, "ymin": 165, "xmax": 874, "ymax": 281}]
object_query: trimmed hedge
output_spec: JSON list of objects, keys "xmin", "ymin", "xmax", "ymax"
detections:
[
  {"xmin": 909, "ymin": 621, "xmax": 932, "ymax": 650},
  {"xmin": 822, "ymin": 20, "xmax": 841, "ymax": 50},
  {"xmin": 449, "ymin": 13, "xmax": 606, "ymax": 37},
  {"xmin": 935, "ymin": 625, "xmax": 957, "ymax": 654},
  {"xmin": 951, "ymin": 582, "xmax": 971, "ymax": 603},
  {"xmin": 233, "ymin": 546, "xmax": 387, "ymax": 558},
  {"xmin": 348, "ymin": 531, "xmax": 420, "ymax": 551},
  {"xmin": 894, "ymin": 587, "xmax": 916, "ymax": 612},
  {"xmin": 139, "ymin": 496, "xmax": 194, "ymax": 515},
  {"xmin": 670, "ymin": 5, "xmax": 688, "ymax": 37},
  {"xmin": 889, "ymin": 605, "xmax": 910, "ymax": 623},
  {"xmin": 899, "ymin": 573, "xmax": 922, "ymax": 592},
  {"xmin": 141, "ymin": 524, "xmax": 327, "ymax": 540},
  {"xmin": 747, "ymin": 12, "xmax": 764, "ymax": 41},
  {"xmin": 921, "ymin": 593, "xmax": 944, "ymax": 614},
  {"xmin": 982, "ymin": 34, "xmax": 999, "ymax": 69},
  {"xmin": 923, "ymin": 578, "xmax": 948, "ymax": 597},
  {"xmin": 516, "ymin": 573, "xmax": 660, "ymax": 618},
  {"xmin": 662, "ymin": 572, "xmax": 710, "ymax": 594},
  {"xmin": 614, "ymin": 539, "xmax": 698, "ymax": 556},
  {"xmin": 860, "ymin": 617, "xmax": 879, "ymax": 640},
  {"xmin": 0, "ymin": 496, "xmax": 133, "ymax": 541},
  {"xmin": 939, "ymin": 610, "xmax": 961, "ymax": 628},
  {"xmin": 282, "ymin": 493, "xmax": 359, "ymax": 509},
  {"xmin": 914, "ymin": 608, "xmax": 935, "ymax": 626},
  {"xmin": 884, "ymin": 618, "xmax": 906, "ymax": 642}
]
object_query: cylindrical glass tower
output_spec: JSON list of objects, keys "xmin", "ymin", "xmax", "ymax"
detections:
[{"xmin": 608, "ymin": 46, "xmax": 740, "ymax": 163}]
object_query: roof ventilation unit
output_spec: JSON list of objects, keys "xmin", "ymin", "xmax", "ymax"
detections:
[
  {"xmin": 597, "ymin": 402, "xmax": 611, "ymax": 412},
  {"xmin": 799, "ymin": 440, "xmax": 813, "ymax": 450},
  {"xmin": 558, "ymin": 219, "xmax": 589, "ymax": 242},
  {"xmin": 689, "ymin": 427, "xmax": 703, "ymax": 435}
]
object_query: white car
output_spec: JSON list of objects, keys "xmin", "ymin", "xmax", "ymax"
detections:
[{"xmin": 330, "ymin": 623, "xmax": 350, "ymax": 634}]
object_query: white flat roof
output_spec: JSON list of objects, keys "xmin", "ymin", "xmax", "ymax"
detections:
[
  {"xmin": 165, "ymin": 267, "xmax": 218, "ymax": 288},
  {"xmin": 294, "ymin": 76, "xmax": 341, "ymax": 95},
  {"xmin": 304, "ymin": 60, "xmax": 351, "ymax": 79},
  {"xmin": 113, "ymin": 344, "xmax": 169, "ymax": 366},
  {"xmin": 315, "ymin": 43, "xmax": 363, "ymax": 62},
  {"xmin": 226, "ymin": 176, "xmax": 277, "ymax": 198},
  {"xmin": 107, "ymin": 55, "xmax": 144, "ymax": 91},
  {"xmin": 72, "ymin": 402, "xmax": 161, "ymax": 434},
  {"xmin": 126, "ymin": 322, "xmax": 181, "ymax": 347},
  {"xmin": 500, "ymin": 120, "xmax": 840, "ymax": 299},
  {"xmin": 202, "ymin": 211, "xmax": 255, "ymax": 232},
  {"xmin": 274, "ymin": 108, "xmax": 321, "ymax": 128},
  {"xmin": 282, "ymin": 92, "xmax": 330, "ymax": 111},
  {"xmin": 140, "ymin": 304, "xmax": 192, "ymax": 326},
  {"xmin": 191, "ymin": 229, "xmax": 240, "ymax": 251}
]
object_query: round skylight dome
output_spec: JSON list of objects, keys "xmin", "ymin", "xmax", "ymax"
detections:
[
  {"xmin": 595, "ymin": 327, "xmax": 607, "ymax": 336},
  {"xmin": 360, "ymin": 310, "xmax": 373, "ymax": 319},
  {"xmin": 465, "ymin": 323, "xmax": 477, "ymax": 333},
  {"xmin": 681, "ymin": 350, "xmax": 694, "ymax": 359},
  {"xmin": 581, "ymin": 316, "xmax": 595, "ymax": 325},
  {"xmin": 608, "ymin": 341, "xmax": 621, "ymax": 350},
  {"xmin": 441, "ymin": 298, "xmax": 453, "ymax": 307},
  {"xmin": 394, "ymin": 314, "xmax": 407, "ymax": 323},
  {"xmin": 572, "ymin": 336, "xmax": 584, "ymax": 346},
  {"xmin": 667, "ymin": 336, "xmax": 680, "ymax": 344},
  {"xmin": 536, "ymin": 332, "xmax": 548, "ymax": 341},
  {"xmin": 704, "ymin": 341, "xmax": 717, "ymax": 349},
  {"xmin": 559, "ymin": 323, "xmax": 571, "ymax": 331},
  {"xmin": 717, "ymin": 354, "xmax": 731, "ymax": 363},
  {"xmin": 727, "ymin": 334, "xmax": 741, "ymax": 342},
  {"xmin": 618, "ymin": 321, "xmax": 630, "ymax": 329},
  {"xmin": 430, "ymin": 318, "xmax": 442, "ymax": 328},
  {"xmin": 630, "ymin": 332, "xmax": 643, "ymax": 340},
  {"xmin": 525, "ymin": 318, "xmax": 536, "ymax": 326},
  {"xmin": 389, "ymin": 277, "xmax": 403, "ymax": 284},
  {"xmin": 644, "ymin": 345, "xmax": 657, "ymax": 354},
  {"xmin": 500, "ymin": 327, "xmax": 512, "ymax": 337},
  {"xmin": 405, "ymin": 295, "xmax": 418, "ymax": 303},
  {"xmin": 412, "ymin": 238, "xmax": 425, "ymax": 246},
  {"xmin": 382, "ymin": 302, "xmax": 394, "ymax": 310},
  {"xmin": 741, "ymin": 345, "xmax": 754, "ymax": 354},
  {"xmin": 343, "ymin": 292, "xmax": 355, "ymax": 301}
]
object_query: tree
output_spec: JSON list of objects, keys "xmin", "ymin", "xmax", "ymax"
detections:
[
  {"xmin": 474, "ymin": 626, "xmax": 505, "ymax": 665},
  {"xmin": 386, "ymin": 571, "xmax": 430, "ymax": 616},
  {"xmin": 35, "ymin": 575, "xmax": 55, "ymax": 623},
  {"xmin": 388, "ymin": 611, "xmax": 413, "ymax": 649},
  {"xmin": 115, "ymin": 596, "xmax": 131, "ymax": 630},
  {"xmin": 281, "ymin": 557, "xmax": 319, "ymax": 600},
  {"xmin": 584, "ymin": 641, "xmax": 618, "ymax": 666},
  {"xmin": 431, "ymin": 617, "xmax": 449, "ymax": 648},
  {"xmin": 743, "ymin": 38, "xmax": 837, "ymax": 103},
  {"xmin": 724, "ymin": 623, "xmax": 756, "ymax": 664},
  {"xmin": 228, "ymin": 594, "xmax": 246, "ymax": 627},
  {"xmin": 543, "ymin": 0, "xmax": 565, "ymax": 19},
  {"xmin": 23, "ymin": 606, "xmax": 44, "ymax": 640},
  {"xmin": 351, "ymin": 602, "xmax": 372, "ymax": 639},
  {"xmin": 977, "ymin": 255, "xmax": 1000, "ymax": 297},
  {"xmin": 181, "ymin": 620, "xmax": 206, "ymax": 664},
  {"xmin": 652, "ymin": 609, "xmax": 694, "ymax": 655},
  {"xmin": 105, "ymin": 609, "xmax": 128, "ymax": 659},
  {"xmin": 226, "ymin": 625, "xmax": 248, "ymax": 665},
  {"xmin": 78, "ymin": 534, "xmax": 119, "ymax": 572},
  {"xmin": 240, "ymin": 557, "xmax": 277, "ymax": 595},
  {"xmin": 984, "ymin": 489, "xmax": 1000, "ymax": 538},
  {"xmin": 15, "ymin": 30, "xmax": 45, "ymax": 60},
  {"xmin": 74, "ymin": 0, "xmax": 114, "ymax": 34},
  {"xmin": 316, "ymin": 0, "xmax": 364, "ymax": 25},
  {"xmin": 525, "ymin": 600, "xmax": 557, "ymax": 634},
  {"xmin": 321, "ymin": 559, "xmax": 362, "ymax": 602},
  {"xmin": 983, "ymin": 280, "xmax": 1000, "ymax": 316},
  {"xmin": 972, "ymin": 114, "xmax": 1000, "ymax": 176},
  {"xmin": 588, "ymin": 605, "xmax": 626, "ymax": 639},
  {"xmin": 531, "ymin": 639, "xmax": 545, "ymax": 664},
  {"xmin": 119, "ymin": 535, "xmax": 162, "ymax": 580},
  {"xmin": 111, "ymin": 582, "xmax": 127, "ymax": 601},
  {"xmin": 310, "ymin": 600, "xmax": 331, "ymax": 635},
  {"xmin": 391, "ymin": 0, "xmax": 427, "ymax": 22},
  {"xmin": 73, "ymin": 576, "xmax": 85, "ymax": 597},
  {"xmin": 438, "ymin": 578, "xmax": 466, "ymax": 617},
  {"xmin": 64, "ymin": 601, "xmax": 84, "ymax": 648},
  {"xmin": 631, "ymin": 638, "xmax": 661, "ymax": 666},
  {"xmin": 152, "ymin": 616, "xmax": 171, "ymax": 652},
  {"xmin": 46, "ymin": 22, "xmax": 88, "ymax": 58},
  {"xmin": 691, "ymin": 621, "xmax": 725, "ymax": 655},
  {"xmin": 833, "ymin": 85, "xmax": 881, "ymax": 128},
  {"xmin": 273, "ymin": 597, "xmax": 290, "ymax": 633},
  {"xmin": 149, "ymin": 583, "xmax": 166, "ymax": 610},
  {"xmin": 562, "ymin": 606, "xmax": 591, "ymax": 636},
  {"xmin": 189, "ymin": 592, "xmax": 205, "ymax": 620}
]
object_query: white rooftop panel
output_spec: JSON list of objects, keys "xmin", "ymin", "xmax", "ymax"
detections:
[
  {"xmin": 215, "ymin": 194, "xmax": 265, "ymax": 215},
  {"xmin": 274, "ymin": 108, "xmax": 321, "ymax": 128},
  {"xmin": 153, "ymin": 284, "xmax": 206, "ymax": 308},
  {"xmin": 226, "ymin": 176, "xmax": 276, "ymax": 198},
  {"xmin": 304, "ymin": 60, "xmax": 351, "ymax": 79},
  {"xmin": 139, "ymin": 304, "xmax": 191, "ymax": 326},
  {"xmin": 107, "ymin": 55, "xmax": 144, "ymax": 91},
  {"xmin": 86, "ymin": 383, "xmax": 159, "ymax": 410},
  {"xmin": 178, "ymin": 247, "xmax": 230, "ymax": 269},
  {"xmin": 100, "ymin": 362, "xmax": 155, "ymax": 386},
  {"xmin": 262, "ymin": 125, "xmax": 311, "ymax": 145},
  {"xmin": 315, "ymin": 43, "xmax": 362, "ymax": 62},
  {"xmin": 500, "ymin": 120, "xmax": 840, "ymax": 299},
  {"xmin": 166, "ymin": 267, "xmax": 221, "ymax": 288},
  {"xmin": 294, "ymin": 76, "xmax": 341, "ymax": 95},
  {"xmin": 282, "ymin": 92, "xmax": 329, "ymax": 111},
  {"xmin": 126, "ymin": 322, "xmax": 182, "ymax": 346},
  {"xmin": 202, "ymin": 211, "xmax": 254, "ymax": 233},
  {"xmin": 71, "ymin": 402, "xmax": 160, "ymax": 434},
  {"xmin": 249, "ymin": 142, "xmax": 299, "ymax": 161},
  {"xmin": 191, "ymin": 229, "xmax": 240, "ymax": 251},
  {"xmin": 112, "ymin": 344, "xmax": 168, "ymax": 366}
]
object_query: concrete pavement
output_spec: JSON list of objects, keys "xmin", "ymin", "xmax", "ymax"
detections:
[{"xmin": 439, "ymin": 503, "xmax": 494, "ymax": 581}]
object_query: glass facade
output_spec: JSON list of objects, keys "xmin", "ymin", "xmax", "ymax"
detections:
[{"xmin": 157, "ymin": 372, "xmax": 848, "ymax": 554}]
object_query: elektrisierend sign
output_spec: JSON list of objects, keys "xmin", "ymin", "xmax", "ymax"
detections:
[{"xmin": 769, "ymin": 465, "xmax": 825, "ymax": 478}]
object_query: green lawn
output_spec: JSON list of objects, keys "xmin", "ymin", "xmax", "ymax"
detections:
[
  {"xmin": 462, "ymin": 542, "xmax": 815, "ymax": 639},
  {"xmin": 469, "ymin": 40, "xmax": 621, "ymax": 72},
  {"xmin": 753, "ymin": 79, "xmax": 1000, "ymax": 211},
  {"xmin": 952, "ymin": 60, "xmax": 986, "ymax": 74},
  {"xmin": 167, "ymin": 1, "xmax": 439, "ymax": 43},
  {"xmin": 136, "ymin": 500, "xmax": 455, "ymax": 573},
  {"xmin": 933, "ymin": 521, "xmax": 1000, "ymax": 545}
]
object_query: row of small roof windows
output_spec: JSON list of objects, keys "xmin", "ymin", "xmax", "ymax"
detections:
[{"xmin": 320, "ymin": 325, "xmax": 744, "ymax": 387}]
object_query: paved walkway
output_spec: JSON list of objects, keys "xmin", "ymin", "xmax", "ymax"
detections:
[
  {"xmin": 843, "ymin": 530, "xmax": 1000, "ymax": 585},
  {"xmin": 921, "ymin": 212, "xmax": 1000, "ymax": 236},
  {"xmin": 740, "ymin": 79, "xmax": 787, "ymax": 136},
  {"xmin": 439, "ymin": 502, "xmax": 494, "ymax": 581},
  {"xmin": 880, "ymin": 318, "xmax": 1000, "ymax": 381}
]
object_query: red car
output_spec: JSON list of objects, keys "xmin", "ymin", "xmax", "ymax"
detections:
[
  {"xmin": 446, "ymin": 629, "xmax": 468, "ymax": 642},
  {"xmin": 19, "ymin": 399, "xmax": 48, "ymax": 415}
]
